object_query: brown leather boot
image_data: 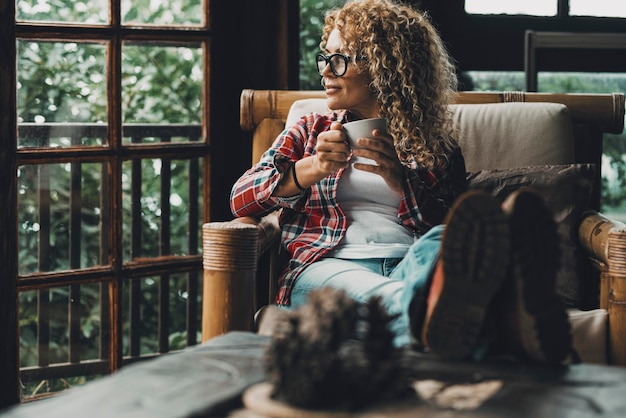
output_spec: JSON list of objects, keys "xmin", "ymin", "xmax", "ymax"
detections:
[{"xmin": 500, "ymin": 187, "xmax": 573, "ymax": 364}]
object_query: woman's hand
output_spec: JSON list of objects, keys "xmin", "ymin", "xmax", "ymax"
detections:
[
  {"xmin": 311, "ymin": 122, "xmax": 351, "ymax": 176},
  {"xmin": 351, "ymin": 129, "xmax": 404, "ymax": 193},
  {"xmin": 273, "ymin": 122, "xmax": 350, "ymax": 197}
]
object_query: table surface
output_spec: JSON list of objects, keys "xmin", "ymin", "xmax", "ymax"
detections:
[{"xmin": 2, "ymin": 331, "xmax": 626, "ymax": 418}]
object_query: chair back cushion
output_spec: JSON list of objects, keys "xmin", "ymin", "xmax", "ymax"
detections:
[
  {"xmin": 286, "ymin": 99, "xmax": 576, "ymax": 172},
  {"xmin": 450, "ymin": 102, "xmax": 575, "ymax": 171}
]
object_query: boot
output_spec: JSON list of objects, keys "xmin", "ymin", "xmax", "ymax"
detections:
[
  {"xmin": 416, "ymin": 190, "xmax": 511, "ymax": 360},
  {"xmin": 500, "ymin": 187, "xmax": 573, "ymax": 364}
]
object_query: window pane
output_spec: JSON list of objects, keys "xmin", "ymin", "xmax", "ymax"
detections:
[
  {"xmin": 18, "ymin": 163, "xmax": 106, "ymax": 275},
  {"xmin": 17, "ymin": 41, "xmax": 107, "ymax": 148},
  {"xmin": 461, "ymin": 71, "xmax": 525, "ymax": 92},
  {"xmin": 122, "ymin": 159, "xmax": 161, "ymax": 261},
  {"xmin": 169, "ymin": 159, "xmax": 203, "ymax": 256},
  {"xmin": 464, "ymin": 0, "xmax": 557, "ymax": 16},
  {"xmin": 536, "ymin": 72, "xmax": 626, "ymax": 94},
  {"xmin": 570, "ymin": 0, "xmax": 626, "ymax": 17},
  {"xmin": 123, "ymin": 277, "xmax": 159, "ymax": 356},
  {"xmin": 122, "ymin": 273, "xmax": 201, "ymax": 357},
  {"xmin": 122, "ymin": 158, "xmax": 202, "ymax": 261},
  {"xmin": 169, "ymin": 272, "xmax": 202, "ymax": 350},
  {"xmin": 122, "ymin": 44, "xmax": 203, "ymax": 144},
  {"xmin": 17, "ymin": 0, "xmax": 108, "ymax": 24},
  {"xmin": 19, "ymin": 283, "xmax": 106, "ymax": 400},
  {"xmin": 121, "ymin": 0, "xmax": 203, "ymax": 26}
]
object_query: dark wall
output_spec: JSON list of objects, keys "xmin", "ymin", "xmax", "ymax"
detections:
[
  {"xmin": 209, "ymin": 0, "xmax": 299, "ymax": 222},
  {"xmin": 418, "ymin": 0, "xmax": 626, "ymax": 72}
]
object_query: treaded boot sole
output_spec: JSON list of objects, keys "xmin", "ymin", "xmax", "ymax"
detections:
[
  {"xmin": 424, "ymin": 191, "xmax": 511, "ymax": 360},
  {"xmin": 504, "ymin": 188, "xmax": 572, "ymax": 364}
]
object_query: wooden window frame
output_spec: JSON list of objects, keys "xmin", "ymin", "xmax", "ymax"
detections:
[
  {"xmin": 525, "ymin": 30, "xmax": 626, "ymax": 91},
  {"xmin": 0, "ymin": 0, "xmax": 212, "ymax": 406}
]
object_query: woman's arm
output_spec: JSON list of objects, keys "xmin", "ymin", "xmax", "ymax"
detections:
[{"xmin": 230, "ymin": 113, "xmax": 341, "ymax": 218}]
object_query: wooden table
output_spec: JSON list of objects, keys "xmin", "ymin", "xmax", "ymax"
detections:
[{"xmin": 2, "ymin": 331, "xmax": 626, "ymax": 418}]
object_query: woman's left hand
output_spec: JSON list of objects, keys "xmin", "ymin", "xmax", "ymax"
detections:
[{"xmin": 351, "ymin": 129, "xmax": 404, "ymax": 192}]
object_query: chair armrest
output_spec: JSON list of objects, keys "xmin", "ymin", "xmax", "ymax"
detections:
[
  {"xmin": 201, "ymin": 213, "xmax": 281, "ymax": 341},
  {"xmin": 579, "ymin": 211, "xmax": 626, "ymax": 365},
  {"xmin": 579, "ymin": 211, "xmax": 626, "ymax": 266},
  {"xmin": 232, "ymin": 212, "xmax": 281, "ymax": 255}
]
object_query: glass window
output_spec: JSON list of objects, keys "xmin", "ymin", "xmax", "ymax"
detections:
[
  {"xmin": 19, "ymin": 284, "xmax": 106, "ymax": 400},
  {"xmin": 121, "ymin": 158, "xmax": 203, "ymax": 261},
  {"xmin": 17, "ymin": 0, "xmax": 109, "ymax": 24},
  {"xmin": 299, "ymin": 0, "xmax": 345, "ymax": 90},
  {"xmin": 570, "ymin": 0, "xmax": 626, "ymax": 17},
  {"xmin": 121, "ymin": 274, "xmax": 202, "ymax": 356},
  {"xmin": 121, "ymin": 0, "xmax": 203, "ymax": 25},
  {"xmin": 17, "ymin": 41, "xmax": 107, "ymax": 148},
  {"xmin": 122, "ymin": 44, "xmax": 203, "ymax": 144},
  {"xmin": 11, "ymin": 0, "xmax": 208, "ymax": 402},
  {"xmin": 464, "ymin": 0, "xmax": 557, "ymax": 16},
  {"xmin": 18, "ymin": 162, "xmax": 106, "ymax": 274},
  {"xmin": 461, "ymin": 71, "xmax": 525, "ymax": 92}
]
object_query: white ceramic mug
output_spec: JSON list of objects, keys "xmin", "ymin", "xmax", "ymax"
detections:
[{"xmin": 342, "ymin": 118, "xmax": 388, "ymax": 165}]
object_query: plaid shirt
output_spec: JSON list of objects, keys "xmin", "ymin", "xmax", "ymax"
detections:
[{"xmin": 230, "ymin": 110, "xmax": 468, "ymax": 306}]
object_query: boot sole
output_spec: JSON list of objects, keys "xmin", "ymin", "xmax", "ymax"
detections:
[
  {"xmin": 505, "ymin": 188, "xmax": 572, "ymax": 364},
  {"xmin": 424, "ymin": 191, "xmax": 511, "ymax": 360}
]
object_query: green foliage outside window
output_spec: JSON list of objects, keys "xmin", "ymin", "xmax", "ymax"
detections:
[{"xmin": 299, "ymin": 0, "xmax": 345, "ymax": 90}]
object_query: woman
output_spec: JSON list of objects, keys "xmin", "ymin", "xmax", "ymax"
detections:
[{"xmin": 230, "ymin": 0, "xmax": 571, "ymax": 364}]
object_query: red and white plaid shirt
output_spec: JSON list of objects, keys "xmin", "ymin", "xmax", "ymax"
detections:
[{"xmin": 230, "ymin": 110, "xmax": 467, "ymax": 306}]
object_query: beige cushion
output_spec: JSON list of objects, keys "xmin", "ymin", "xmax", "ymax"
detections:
[
  {"xmin": 285, "ymin": 99, "xmax": 575, "ymax": 172},
  {"xmin": 568, "ymin": 308, "xmax": 608, "ymax": 364},
  {"xmin": 286, "ymin": 98, "xmax": 330, "ymax": 127},
  {"xmin": 450, "ymin": 103, "xmax": 575, "ymax": 172}
]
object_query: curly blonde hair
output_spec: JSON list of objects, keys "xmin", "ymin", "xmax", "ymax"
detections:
[{"xmin": 320, "ymin": 0, "xmax": 459, "ymax": 170}]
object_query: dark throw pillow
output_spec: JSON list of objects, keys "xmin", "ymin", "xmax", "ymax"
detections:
[{"xmin": 467, "ymin": 164, "xmax": 596, "ymax": 307}]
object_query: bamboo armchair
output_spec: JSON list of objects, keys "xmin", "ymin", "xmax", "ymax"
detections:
[{"xmin": 202, "ymin": 89, "xmax": 626, "ymax": 365}]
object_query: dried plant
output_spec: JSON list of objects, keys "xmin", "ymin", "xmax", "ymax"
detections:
[{"xmin": 264, "ymin": 287, "xmax": 414, "ymax": 410}]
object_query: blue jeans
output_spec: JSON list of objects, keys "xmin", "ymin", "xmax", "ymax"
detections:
[{"xmin": 290, "ymin": 225, "xmax": 444, "ymax": 347}]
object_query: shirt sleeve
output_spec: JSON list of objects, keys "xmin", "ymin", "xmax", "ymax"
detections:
[
  {"xmin": 230, "ymin": 113, "xmax": 335, "ymax": 218},
  {"xmin": 398, "ymin": 145, "xmax": 468, "ymax": 235}
]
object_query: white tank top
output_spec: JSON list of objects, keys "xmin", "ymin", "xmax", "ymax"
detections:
[{"xmin": 328, "ymin": 163, "xmax": 415, "ymax": 259}]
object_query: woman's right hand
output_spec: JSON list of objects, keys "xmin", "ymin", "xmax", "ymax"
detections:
[
  {"xmin": 273, "ymin": 122, "xmax": 350, "ymax": 197},
  {"xmin": 311, "ymin": 122, "xmax": 351, "ymax": 176}
]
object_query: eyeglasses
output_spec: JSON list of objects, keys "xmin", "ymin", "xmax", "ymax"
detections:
[{"xmin": 316, "ymin": 53, "xmax": 365, "ymax": 77}]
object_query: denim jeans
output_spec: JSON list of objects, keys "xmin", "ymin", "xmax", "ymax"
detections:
[{"xmin": 290, "ymin": 225, "xmax": 444, "ymax": 347}]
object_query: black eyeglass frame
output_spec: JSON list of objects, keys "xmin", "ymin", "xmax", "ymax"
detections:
[{"xmin": 316, "ymin": 53, "xmax": 366, "ymax": 77}]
